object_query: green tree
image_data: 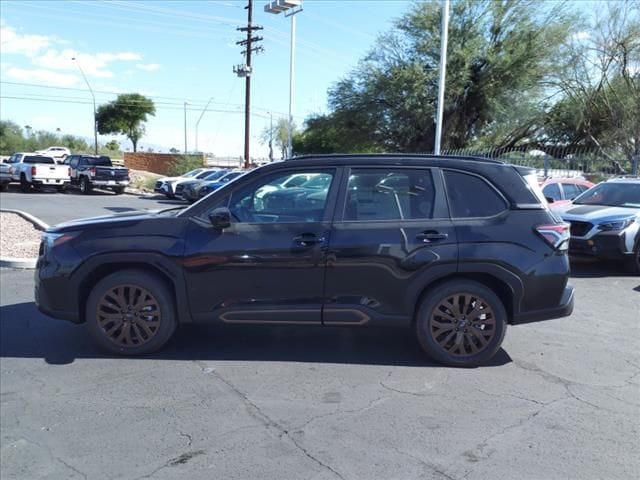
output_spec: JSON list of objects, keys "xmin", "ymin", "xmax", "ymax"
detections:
[
  {"xmin": 298, "ymin": 0, "xmax": 575, "ymax": 154},
  {"xmin": 261, "ymin": 118, "xmax": 297, "ymax": 159},
  {"xmin": 0, "ymin": 120, "xmax": 26, "ymax": 154},
  {"xmin": 96, "ymin": 93, "xmax": 155, "ymax": 152},
  {"xmin": 545, "ymin": 1, "xmax": 639, "ymax": 166}
]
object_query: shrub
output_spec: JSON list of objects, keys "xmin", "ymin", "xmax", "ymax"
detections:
[{"xmin": 167, "ymin": 155, "xmax": 204, "ymax": 176}]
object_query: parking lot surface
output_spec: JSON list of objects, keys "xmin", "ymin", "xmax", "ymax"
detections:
[
  {"xmin": 0, "ymin": 187, "xmax": 181, "ymax": 226},
  {"xmin": 1, "ymin": 263, "xmax": 638, "ymax": 480},
  {"xmin": 1, "ymin": 188, "xmax": 638, "ymax": 480}
]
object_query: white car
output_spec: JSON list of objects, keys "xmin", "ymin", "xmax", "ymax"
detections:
[
  {"xmin": 155, "ymin": 168, "xmax": 218, "ymax": 198},
  {"xmin": 36, "ymin": 146, "xmax": 71, "ymax": 162}
]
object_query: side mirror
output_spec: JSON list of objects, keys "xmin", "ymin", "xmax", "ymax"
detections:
[
  {"xmin": 209, "ymin": 207, "xmax": 231, "ymax": 230},
  {"xmin": 545, "ymin": 196, "xmax": 555, "ymax": 204}
]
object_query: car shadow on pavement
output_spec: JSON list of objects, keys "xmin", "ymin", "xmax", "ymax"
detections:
[
  {"xmin": 0, "ymin": 301, "xmax": 512, "ymax": 368},
  {"xmin": 570, "ymin": 259, "xmax": 637, "ymax": 278}
]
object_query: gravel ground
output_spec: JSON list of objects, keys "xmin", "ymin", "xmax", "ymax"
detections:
[{"xmin": 0, "ymin": 212, "xmax": 42, "ymax": 259}]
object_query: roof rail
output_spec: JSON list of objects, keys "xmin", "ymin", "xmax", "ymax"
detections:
[{"xmin": 285, "ymin": 153, "xmax": 505, "ymax": 165}]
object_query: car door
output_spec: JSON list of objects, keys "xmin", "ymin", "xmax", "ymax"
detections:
[
  {"xmin": 182, "ymin": 166, "xmax": 341, "ymax": 324},
  {"xmin": 323, "ymin": 166, "xmax": 458, "ymax": 326}
]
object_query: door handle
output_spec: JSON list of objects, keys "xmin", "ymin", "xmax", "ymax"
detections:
[
  {"xmin": 293, "ymin": 234, "xmax": 324, "ymax": 247},
  {"xmin": 416, "ymin": 231, "xmax": 448, "ymax": 243}
]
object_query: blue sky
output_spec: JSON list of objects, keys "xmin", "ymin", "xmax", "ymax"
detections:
[{"xmin": 1, "ymin": 0, "xmax": 411, "ymax": 157}]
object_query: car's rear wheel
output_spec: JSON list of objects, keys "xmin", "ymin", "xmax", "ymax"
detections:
[
  {"xmin": 86, "ymin": 270, "xmax": 177, "ymax": 355},
  {"xmin": 415, "ymin": 280, "xmax": 507, "ymax": 367},
  {"xmin": 80, "ymin": 177, "xmax": 92, "ymax": 195}
]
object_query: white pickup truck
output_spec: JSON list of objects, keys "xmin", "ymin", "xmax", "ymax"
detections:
[{"xmin": 6, "ymin": 152, "xmax": 70, "ymax": 192}]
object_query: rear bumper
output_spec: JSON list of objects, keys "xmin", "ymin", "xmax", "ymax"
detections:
[
  {"xmin": 92, "ymin": 180, "xmax": 130, "ymax": 187},
  {"xmin": 512, "ymin": 285, "xmax": 574, "ymax": 324},
  {"xmin": 32, "ymin": 178, "xmax": 69, "ymax": 185}
]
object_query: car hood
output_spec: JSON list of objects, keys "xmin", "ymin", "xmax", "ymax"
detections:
[
  {"xmin": 554, "ymin": 203, "xmax": 640, "ymax": 222},
  {"xmin": 48, "ymin": 208, "xmax": 181, "ymax": 233}
]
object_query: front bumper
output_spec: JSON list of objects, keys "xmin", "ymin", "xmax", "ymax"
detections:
[
  {"xmin": 569, "ymin": 231, "xmax": 630, "ymax": 260},
  {"xmin": 34, "ymin": 256, "xmax": 81, "ymax": 323},
  {"xmin": 512, "ymin": 285, "xmax": 574, "ymax": 324}
]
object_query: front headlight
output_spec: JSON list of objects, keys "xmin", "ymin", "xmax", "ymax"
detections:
[
  {"xmin": 598, "ymin": 218, "xmax": 635, "ymax": 231},
  {"xmin": 41, "ymin": 232, "xmax": 77, "ymax": 254}
]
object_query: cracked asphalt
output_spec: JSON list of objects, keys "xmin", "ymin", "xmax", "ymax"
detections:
[
  {"xmin": 1, "ymin": 262, "xmax": 638, "ymax": 480},
  {"xmin": 1, "ymin": 188, "xmax": 639, "ymax": 479}
]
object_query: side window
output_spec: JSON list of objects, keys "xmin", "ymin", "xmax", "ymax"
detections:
[
  {"xmin": 70, "ymin": 157, "xmax": 79, "ymax": 168},
  {"xmin": 344, "ymin": 169, "xmax": 435, "ymax": 221},
  {"xmin": 543, "ymin": 183, "xmax": 562, "ymax": 201},
  {"xmin": 228, "ymin": 170, "xmax": 334, "ymax": 224},
  {"xmin": 562, "ymin": 183, "xmax": 582, "ymax": 200},
  {"xmin": 444, "ymin": 170, "xmax": 508, "ymax": 218}
]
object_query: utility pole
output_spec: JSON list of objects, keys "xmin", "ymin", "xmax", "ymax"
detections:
[
  {"xmin": 235, "ymin": 0, "xmax": 263, "ymax": 169},
  {"xmin": 72, "ymin": 56, "xmax": 98, "ymax": 155},
  {"xmin": 434, "ymin": 0, "xmax": 450, "ymax": 155},
  {"xmin": 184, "ymin": 101, "xmax": 188, "ymax": 154},
  {"xmin": 268, "ymin": 111, "xmax": 274, "ymax": 162},
  {"xmin": 195, "ymin": 97, "xmax": 214, "ymax": 153}
]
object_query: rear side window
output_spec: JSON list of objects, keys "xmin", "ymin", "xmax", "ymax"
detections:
[
  {"xmin": 444, "ymin": 170, "xmax": 507, "ymax": 218},
  {"xmin": 344, "ymin": 169, "xmax": 435, "ymax": 221},
  {"xmin": 562, "ymin": 183, "xmax": 582, "ymax": 200},
  {"xmin": 543, "ymin": 183, "xmax": 562, "ymax": 201}
]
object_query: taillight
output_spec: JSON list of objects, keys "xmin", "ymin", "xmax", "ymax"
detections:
[
  {"xmin": 31, "ymin": 166, "xmax": 37, "ymax": 176},
  {"xmin": 89, "ymin": 167, "xmax": 96, "ymax": 177},
  {"xmin": 67, "ymin": 167, "xmax": 71, "ymax": 177},
  {"xmin": 535, "ymin": 223, "xmax": 570, "ymax": 250}
]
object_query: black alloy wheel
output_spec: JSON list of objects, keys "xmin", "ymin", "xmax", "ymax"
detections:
[
  {"xmin": 416, "ymin": 280, "xmax": 507, "ymax": 367},
  {"xmin": 86, "ymin": 270, "xmax": 177, "ymax": 355}
]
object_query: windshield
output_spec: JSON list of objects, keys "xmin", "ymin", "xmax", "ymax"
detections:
[
  {"xmin": 220, "ymin": 171, "xmax": 243, "ymax": 182},
  {"xmin": 301, "ymin": 174, "xmax": 332, "ymax": 190},
  {"xmin": 573, "ymin": 182, "xmax": 640, "ymax": 208},
  {"xmin": 184, "ymin": 169, "xmax": 204, "ymax": 177},
  {"xmin": 203, "ymin": 170, "xmax": 228, "ymax": 181},
  {"xmin": 196, "ymin": 169, "xmax": 220, "ymax": 179}
]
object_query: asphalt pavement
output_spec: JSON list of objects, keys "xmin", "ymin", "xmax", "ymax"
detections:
[{"xmin": 0, "ymin": 185, "xmax": 182, "ymax": 226}]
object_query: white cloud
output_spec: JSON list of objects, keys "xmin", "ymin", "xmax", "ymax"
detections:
[
  {"xmin": 32, "ymin": 49, "xmax": 142, "ymax": 78},
  {"xmin": 137, "ymin": 63, "xmax": 161, "ymax": 72},
  {"xmin": 4, "ymin": 67, "xmax": 79, "ymax": 87},
  {"xmin": 0, "ymin": 24, "xmax": 57, "ymax": 57}
]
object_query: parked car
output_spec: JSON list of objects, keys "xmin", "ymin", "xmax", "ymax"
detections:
[
  {"xmin": 36, "ymin": 146, "xmax": 71, "ymax": 163},
  {"xmin": 552, "ymin": 177, "xmax": 640, "ymax": 272},
  {"xmin": 175, "ymin": 169, "xmax": 229, "ymax": 200},
  {"xmin": 185, "ymin": 170, "xmax": 246, "ymax": 202},
  {"xmin": 35, "ymin": 154, "xmax": 574, "ymax": 367},
  {"xmin": 540, "ymin": 177, "xmax": 594, "ymax": 205},
  {"xmin": 64, "ymin": 155, "xmax": 129, "ymax": 194},
  {"xmin": 260, "ymin": 173, "xmax": 332, "ymax": 212},
  {"xmin": 0, "ymin": 163, "xmax": 11, "ymax": 191},
  {"xmin": 154, "ymin": 168, "xmax": 206, "ymax": 198},
  {"xmin": 6, "ymin": 152, "xmax": 69, "ymax": 192},
  {"xmin": 166, "ymin": 168, "xmax": 222, "ymax": 198}
]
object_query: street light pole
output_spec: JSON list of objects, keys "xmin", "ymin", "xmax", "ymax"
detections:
[
  {"xmin": 268, "ymin": 111, "xmax": 274, "ymax": 162},
  {"xmin": 184, "ymin": 101, "xmax": 188, "ymax": 154},
  {"xmin": 195, "ymin": 97, "xmax": 214, "ymax": 153},
  {"xmin": 434, "ymin": 0, "xmax": 450, "ymax": 156},
  {"xmin": 72, "ymin": 57, "xmax": 98, "ymax": 155},
  {"xmin": 264, "ymin": 0, "xmax": 302, "ymax": 159}
]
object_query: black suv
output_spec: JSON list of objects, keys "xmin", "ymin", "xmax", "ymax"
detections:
[{"xmin": 35, "ymin": 155, "xmax": 574, "ymax": 366}]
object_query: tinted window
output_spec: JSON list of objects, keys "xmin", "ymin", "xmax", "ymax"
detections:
[
  {"xmin": 562, "ymin": 183, "xmax": 582, "ymax": 200},
  {"xmin": 228, "ymin": 170, "xmax": 334, "ymax": 223},
  {"xmin": 344, "ymin": 169, "xmax": 435, "ymax": 221},
  {"xmin": 444, "ymin": 170, "xmax": 507, "ymax": 218},
  {"xmin": 202, "ymin": 170, "xmax": 227, "ymax": 180},
  {"xmin": 83, "ymin": 156, "xmax": 112, "ymax": 166},
  {"xmin": 24, "ymin": 156, "xmax": 55, "ymax": 164},
  {"xmin": 543, "ymin": 183, "xmax": 562, "ymax": 201}
]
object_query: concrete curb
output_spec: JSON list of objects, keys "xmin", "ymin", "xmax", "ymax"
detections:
[
  {"xmin": 0, "ymin": 208, "xmax": 50, "ymax": 231},
  {"xmin": 0, "ymin": 208, "xmax": 48, "ymax": 269}
]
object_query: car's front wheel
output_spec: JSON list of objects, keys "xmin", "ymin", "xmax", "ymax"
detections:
[
  {"xmin": 86, "ymin": 270, "xmax": 178, "ymax": 355},
  {"xmin": 415, "ymin": 280, "xmax": 507, "ymax": 367}
]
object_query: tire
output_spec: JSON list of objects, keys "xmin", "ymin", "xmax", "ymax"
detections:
[
  {"xmin": 86, "ymin": 270, "xmax": 178, "ymax": 355},
  {"xmin": 80, "ymin": 177, "xmax": 92, "ymax": 195},
  {"xmin": 20, "ymin": 174, "xmax": 31, "ymax": 193},
  {"xmin": 113, "ymin": 186, "xmax": 125, "ymax": 195},
  {"xmin": 0, "ymin": 183, "xmax": 7, "ymax": 192},
  {"xmin": 626, "ymin": 241, "xmax": 640, "ymax": 275},
  {"xmin": 415, "ymin": 280, "xmax": 507, "ymax": 367}
]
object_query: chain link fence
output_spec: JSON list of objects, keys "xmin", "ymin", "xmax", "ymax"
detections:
[{"xmin": 442, "ymin": 146, "xmax": 639, "ymax": 180}]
